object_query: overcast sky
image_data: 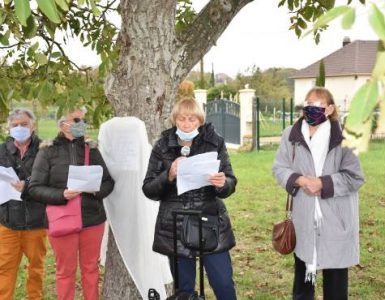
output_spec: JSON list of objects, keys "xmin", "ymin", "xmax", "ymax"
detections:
[{"xmin": 65, "ymin": 0, "xmax": 380, "ymax": 77}]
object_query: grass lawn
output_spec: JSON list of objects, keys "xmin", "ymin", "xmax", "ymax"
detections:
[
  {"xmin": 259, "ymin": 118, "xmax": 289, "ymax": 137},
  {"xmin": 13, "ymin": 131, "xmax": 385, "ymax": 299},
  {"xmin": 35, "ymin": 118, "xmax": 288, "ymax": 140}
]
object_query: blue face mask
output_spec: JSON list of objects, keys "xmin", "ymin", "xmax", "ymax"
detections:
[
  {"xmin": 70, "ymin": 121, "xmax": 86, "ymax": 138},
  {"xmin": 10, "ymin": 126, "xmax": 31, "ymax": 143},
  {"xmin": 176, "ymin": 128, "xmax": 199, "ymax": 141}
]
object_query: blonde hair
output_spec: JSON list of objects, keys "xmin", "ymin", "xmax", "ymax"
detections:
[
  {"xmin": 170, "ymin": 97, "xmax": 205, "ymax": 126},
  {"xmin": 305, "ymin": 87, "xmax": 339, "ymax": 121}
]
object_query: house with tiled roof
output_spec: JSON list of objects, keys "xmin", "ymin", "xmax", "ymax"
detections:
[{"xmin": 292, "ymin": 38, "xmax": 378, "ymax": 112}]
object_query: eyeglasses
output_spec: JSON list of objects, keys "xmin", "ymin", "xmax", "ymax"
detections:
[
  {"xmin": 73, "ymin": 118, "xmax": 87, "ymax": 123},
  {"xmin": 62, "ymin": 118, "xmax": 87, "ymax": 126},
  {"xmin": 73, "ymin": 118, "xmax": 84, "ymax": 123}
]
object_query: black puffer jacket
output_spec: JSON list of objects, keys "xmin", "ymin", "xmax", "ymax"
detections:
[
  {"xmin": 28, "ymin": 135, "xmax": 114, "ymax": 228},
  {"xmin": 0, "ymin": 134, "xmax": 47, "ymax": 230},
  {"xmin": 142, "ymin": 123, "xmax": 237, "ymax": 257}
]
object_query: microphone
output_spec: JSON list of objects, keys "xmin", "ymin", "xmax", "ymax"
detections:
[{"xmin": 180, "ymin": 146, "xmax": 190, "ymax": 157}]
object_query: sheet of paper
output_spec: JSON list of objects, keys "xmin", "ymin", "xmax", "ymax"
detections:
[
  {"xmin": 177, "ymin": 152, "xmax": 220, "ymax": 195},
  {"xmin": 67, "ymin": 165, "xmax": 103, "ymax": 193},
  {"xmin": 0, "ymin": 166, "xmax": 19, "ymax": 183},
  {"xmin": 0, "ymin": 167, "xmax": 22, "ymax": 204}
]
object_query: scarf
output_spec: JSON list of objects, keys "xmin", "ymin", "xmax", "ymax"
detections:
[{"xmin": 301, "ymin": 119, "xmax": 331, "ymax": 284}]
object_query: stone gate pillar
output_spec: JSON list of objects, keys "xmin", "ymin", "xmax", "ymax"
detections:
[{"xmin": 239, "ymin": 86, "xmax": 255, "ymax": 146}]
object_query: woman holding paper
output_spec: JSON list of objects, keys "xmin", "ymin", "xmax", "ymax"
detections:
[
  {"xmin": 29, "ymin": 108, "xmax": 114, "ymax": 300},
  {"xmin": 143, "ymin": 97, "xmax": 237, "ymax": 300}
]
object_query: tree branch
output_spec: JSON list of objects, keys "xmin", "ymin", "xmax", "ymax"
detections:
[
  {"xmin": 40, "ymin": 34, "xmax": 92, "ymax": 72},
  {"xmin": 0, "ymin": 43, "xmax": 20, "ymax": 49},
  {"xmin": 175, "ymin": 0, "xmax": 254, "ymax": 78}
]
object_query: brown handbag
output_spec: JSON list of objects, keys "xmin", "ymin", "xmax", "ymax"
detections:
[{"xmin": 272, "ymin": 193, "xmax": 296, "ymax": 255}]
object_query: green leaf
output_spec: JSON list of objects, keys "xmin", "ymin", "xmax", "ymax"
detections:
[
  {"xmin": 343, "ymin": 118, "xmax": 371, "ymax": 153},
  {"xmin": 372, "ymin": 43, "xmax": 385, "ymax": 78},
  {"xmin": 38, "ymin": 80, "xmax": 54, "ymax": 101},
  {"xmin": 14, "ymin": 0, "xmax": 31, "ymax": 27},
  {"xmin": 0, "ymin": 11, "xmax": 6, "ymax": 26},
  {"xmin": 288, "ymin": 0, "xmax": 294, "ymax": 11},
  {"xmin": 278, "ymin": 0, "xmax": 286, "ymax": 8},
  {"xmin": 90, "ymin": 0, "xmax": 101, "ymax": 16},
  {"xmin": 0, "ymin": 30, "xmax": 10, "ymax": 46},
  {"xmin": 301, "ymin": 7, "xmax": 313, "ymax": 21},
  {"xmin": 314, "ymin": 6, "xmax": 350, "ymax": 29},
  {"xmin": 341, "ymin": 7, "xmax": 355, "ymax": 30},
  {"xmin": 6, "ymin": 89, "xmax": 14, "ymax": 101},
  {"xmin": 22, "ymin": 15, "xmax": 37, "ymax": 39},
  {"xmin": 319, "ymin": 0, "xmax": 335, "ymax": 10},
  {"xmin": 51, "ymin": 51, "xmax": 62, "ymax": 58},
  {"xmin": 31, "ymin": 42, "xmax": 39, "ymax": 52},
  {"xmin": 375, "ymin": 98, "xmax": 385, "ymax": 134},
  {"xmin": 345, "ymin": 80, "xmax": 379, "ymax": 134},
  {"xmin": 92, "ymin": 103, "xmax": 103, "ymax": 127},
  {"xmin": 297, "ymin": 18, "xmax": 307, "ymax": 29},
  {"xmin": 77, "ymin": 0, "xmax": 86, "ymax": 6},
  {"xmin": 369, "ymin": 4, "xmax": 385, "ymax": 41},
  {"xmin": 36, "ymin": 0, "xmax": 61, "ymax": 24},
  {"xmin": 303, "ymin": 6, "xmax": 350, "ymax": 38},
  {"xmin": 46, "ymin": 20, "xmax": 58, "ymax": 38},
  {"xmin": 35, "ymin": 53, "xmax": 48, "ymax": 65},
  {"xmin": 294, "ymin": 26, "xmax": 301, "ymax": 38},
  {"xmin": 55, "ymin": 0, "xmax": 69, "ymax": 11},
  {"xmin": 0, "ymin": 92, "xmax": 8, "ymax": 111}
]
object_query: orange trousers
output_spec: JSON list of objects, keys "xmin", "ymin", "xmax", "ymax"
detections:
[{"xmin": 0, "ymin": 225, "xmax": 47, "ymax": 300}]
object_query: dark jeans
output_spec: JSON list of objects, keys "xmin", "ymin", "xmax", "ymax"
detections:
[
  {"xmin": 293, "ymin": 254, "xmax": 348, "ymax": 300},
  {"xmin": 170, "ymin": 251, "xmax": 237, "ymax": 300}
]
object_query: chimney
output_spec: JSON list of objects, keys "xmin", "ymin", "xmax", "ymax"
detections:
[{"xmin": 343, "ymin": 36, "xmax": 351, "ymax": 47}]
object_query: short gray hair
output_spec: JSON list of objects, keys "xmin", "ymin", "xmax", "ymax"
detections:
[
  {"xmin": 8, "ymin": 108, "xmax": 36, "ymax": 124},
  {"xmin": 57, "ymin": 106, "xmax": 87, "ymax": 127}
]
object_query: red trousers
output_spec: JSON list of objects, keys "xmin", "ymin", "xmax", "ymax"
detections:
[
  {"xmin": 0, "ymin": 225, "xmax": 47, "ymax": 300},
  {"xmin": 49, "ymin": 223, "xmax": 105, "ymax": 300}
]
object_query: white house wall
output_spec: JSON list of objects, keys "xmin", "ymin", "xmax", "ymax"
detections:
[{"xmin": 294, "ymin": 75, "xmax": 370, "ymax": 112}]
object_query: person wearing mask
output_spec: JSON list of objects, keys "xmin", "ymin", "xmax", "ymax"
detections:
[
  {"xmin": 0, "ymin": 108, "xmax": 47, "ymax": 300},
  {"xmin": 28, "ymin": 108, "xmax": 114, "ymax": 300},
  {"xmin": 142, "ymin": 97, "xmax": 237, "ymax": 300},
  {"xmin": 272, "ymin": 87, "xmax": 364, "ymax": 300}
]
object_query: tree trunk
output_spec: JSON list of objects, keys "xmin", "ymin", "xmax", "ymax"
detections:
[
  {"xmin": 102, "ymin": 1, "xmax": 179, "ymax": 298},
  {"xmin": 104, "ymin": 0, "xmax": 181, "ymax": 143},
  {"xmin": 101, "ymin": 228, "xmax": 142, "ymax": 299},
  {"xmin": 102, "ymin": 0, "xmax": 254, "ymax": 297}
]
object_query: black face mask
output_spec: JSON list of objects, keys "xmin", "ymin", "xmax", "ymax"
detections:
[{"xmin": 303, "ymin": 106, "xmax": 327, "ymax": 126}]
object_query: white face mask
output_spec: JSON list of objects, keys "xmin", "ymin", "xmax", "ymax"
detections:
[
  {"xmin": 10, "ymin": 126, "xmax": 31, "ymax": 143},
  {"xmin": 176, "ymin": 128, "xmax": 199, "ymax": 141}
]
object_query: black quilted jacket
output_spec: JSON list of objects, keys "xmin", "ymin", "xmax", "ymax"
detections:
[
  {"xmin": 142, "ymin": 123, "xmax": 237, "ymax": 257},
  {"xmin": 0, "ymin": 134, "xmax": 47, "ymax": 230},
  {"xmin": 28, "ymin": 135, "xmax": 114, "ymax": 228}
]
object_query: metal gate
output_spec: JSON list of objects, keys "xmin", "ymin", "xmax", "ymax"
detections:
[{"xmin": 205, "ymin": 99, "xmax": 240, "ymax": 144}]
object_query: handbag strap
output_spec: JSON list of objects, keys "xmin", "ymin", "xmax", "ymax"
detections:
[
  {"xmin": 84, "ymin": 143, "xmax": 90, "ymax": 166},
  {"xmin": 286, "ymin": 143, "xmax": 296, "ymax": 215}
]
